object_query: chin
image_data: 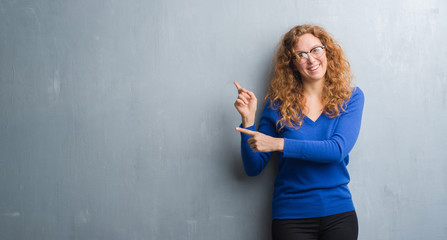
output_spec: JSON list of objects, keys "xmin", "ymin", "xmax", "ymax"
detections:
[{"xmin": 303, "ymin": 74, "xmax": 325, "ymax": 82}]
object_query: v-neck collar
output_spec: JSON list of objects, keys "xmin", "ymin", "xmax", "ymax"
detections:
[{"xmin": 304, "ymin": 113, "xmax": 324, "ymax": 124}]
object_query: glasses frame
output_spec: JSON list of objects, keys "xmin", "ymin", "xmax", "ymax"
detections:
[{"xmin": 293, "ymin": 45, "xmax": 325, "ymax": 64}]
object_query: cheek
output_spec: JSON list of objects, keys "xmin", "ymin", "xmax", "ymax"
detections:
[
  {"xmin": 296, "ymin": 65, "xmax": 305, "ymax": 73},
  {"xmin": 321, "ymin": 58, "xmax": 328, "ymax": 71},
  {"xmin": 292, "ymin": 62, "xmax": 304, "ymax": 74}
]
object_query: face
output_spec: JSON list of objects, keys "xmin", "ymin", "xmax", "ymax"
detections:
[{"xmin": 292, "ymin": 33, "xmax": 327, "ymax": 83}]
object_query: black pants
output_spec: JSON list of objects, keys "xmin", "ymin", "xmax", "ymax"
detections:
[{"xmin": 272, "ymin": 210, "xmax": 358, "ymax": 240}]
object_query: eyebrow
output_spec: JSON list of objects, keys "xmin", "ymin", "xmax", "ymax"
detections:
[{"xmin": 296, "ymin": 45, "xmax": 322, "ymax": 53}]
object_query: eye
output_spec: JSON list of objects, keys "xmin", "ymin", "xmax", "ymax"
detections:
[
  {"xmin": 297, "ymin": 52, "xmax": 307, "ymax": 58},
  {"xmin": 312, "ymin": 46, "xmax": 323, "ymax": 53}
]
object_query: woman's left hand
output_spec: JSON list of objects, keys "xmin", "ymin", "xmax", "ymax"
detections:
[{"xmin": 236, "ymin": 127, "xmax": 284, "ymax": 152}]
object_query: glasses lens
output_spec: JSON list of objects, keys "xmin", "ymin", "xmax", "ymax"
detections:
[
  {"xmin": 310, "ymin": 47, "xmax": 324, "ymax": 59},
  {"xmin": 298, "ymin": 53, "xmax": 308, "ymax": 63}
]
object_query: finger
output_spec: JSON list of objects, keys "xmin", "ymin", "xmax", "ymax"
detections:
[
  {"xmin": 235, "ymin": 99, "xmax": 246, "ymax": 106},
  {"xmin": 234, "ymin": 81, "xmax": 250, "ymax": 94},
  {"xmin": 238, "ymin": 95, "xmax": 249, "ymax": 105},
  {"xmin": 247, "ymin": 91, "xmax": 257, "ymax": 100},
  {"xmin": 241, "ymin": 91, "xmax": 251, "ymax": 100},
  {"xmin": 234, "ymin": 81, "xmax": 242, "ymax": 91},
  {"xmin": 247, "ymin": 141, "xmax": 255, "ymax": 148},
  {"xmin": 235, "ymin": 127, "xmax": 256, "ymax": 136}
]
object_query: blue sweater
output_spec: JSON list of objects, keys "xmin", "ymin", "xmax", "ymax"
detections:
[{"xmin": 239, "ymin": 87, "xmax": 364, "ymax": 219}]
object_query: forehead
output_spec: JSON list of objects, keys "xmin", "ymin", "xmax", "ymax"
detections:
[{"xmin": 294, "ymin": 33, "xmax": 323, "ymax": 52}]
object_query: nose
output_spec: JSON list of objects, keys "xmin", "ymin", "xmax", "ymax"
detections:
[{"xmin": 306, "ymin": 54, "xmax": 317, "ymax": 64}]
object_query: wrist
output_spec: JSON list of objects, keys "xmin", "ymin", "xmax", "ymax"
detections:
[
  {"xmin": 242, "ymin": 117, "xmax": 255, "ymax": 128},
  {"xmin": 277, "ymin": 138, "xmax": 284, "ymax": 152}
]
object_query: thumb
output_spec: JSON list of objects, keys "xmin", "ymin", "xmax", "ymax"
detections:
[{"xmin": 235, "ymin": 127, "xmax": 257, "ymax": 136}]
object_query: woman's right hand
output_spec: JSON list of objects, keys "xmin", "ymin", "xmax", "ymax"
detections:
[{"xmin": 234, "ymin": 81, "xmax": 257, "ymax": 128}]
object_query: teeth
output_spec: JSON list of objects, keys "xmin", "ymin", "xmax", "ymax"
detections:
[{"xmin": 310, "ymin": 65, "xmax": 319, "ymax": 71}]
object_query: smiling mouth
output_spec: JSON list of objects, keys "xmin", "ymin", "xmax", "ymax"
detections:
[{"xmin": 308, "ymin": 65, "xmax": 319, "ymax": 71}]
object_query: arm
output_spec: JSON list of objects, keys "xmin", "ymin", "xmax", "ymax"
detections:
[
  {"xmin": 239, "ymin": 100, "xmax": 280, "ymax": 176},
  {"xmin": 282, "ymin": 88, "xmax": 365, "ymax": 163}
]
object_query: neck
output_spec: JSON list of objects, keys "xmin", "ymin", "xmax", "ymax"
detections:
[{"xmin": 302, "ymin": 78, "xmax": 324, "ymax": 98}]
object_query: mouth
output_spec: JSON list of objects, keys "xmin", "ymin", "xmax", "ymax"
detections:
[{"xmin": 308, "ymin": 64, "xmax": 320, "ymax": 72}]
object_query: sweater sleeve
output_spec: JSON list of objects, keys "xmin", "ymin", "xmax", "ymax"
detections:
[
  {"xmin": 239, "ymin": 100, "xmax": 279, "ymax": 176},
  {"xmin": 282, "ymin": 88, "xmax": 365, "ymax": 163}
]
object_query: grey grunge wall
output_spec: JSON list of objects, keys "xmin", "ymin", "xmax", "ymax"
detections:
[{"xmin": 1, "ymin": 0, "xmax": 446, "ymax": 239}]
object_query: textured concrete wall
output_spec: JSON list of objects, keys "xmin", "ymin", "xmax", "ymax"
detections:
[{"xmin": 1, "ymin": 0, "xmax": 446, "ymax": 239}]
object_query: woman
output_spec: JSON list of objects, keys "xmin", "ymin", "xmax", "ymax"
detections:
[{"xmin": 234, "ymin": 24, "xmax": 364, "ymax": 240}]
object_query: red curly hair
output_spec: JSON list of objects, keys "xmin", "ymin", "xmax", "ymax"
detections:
[{"xmin": 266, "ymin": 24, "xmax": 353, "ymax": 130}]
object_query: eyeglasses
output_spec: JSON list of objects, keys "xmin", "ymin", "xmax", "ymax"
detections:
[{"xmin": 292, "ymin": 45, "xmax": 325, "ymax": 64}]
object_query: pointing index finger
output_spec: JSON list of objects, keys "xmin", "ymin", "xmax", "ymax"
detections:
[
  {"xmin": 234, "ymin": 82, "xmax": 250, "ymax": 94},
  {"xmin": 235, "ymin": 127, "xmax": 256, "ymax": 137},
  {"xmin": 234, "ymin": 81, "xmax": 242, "ymax": 91}
]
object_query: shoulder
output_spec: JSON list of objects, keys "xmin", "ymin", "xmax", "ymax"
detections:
[
  {"xmin": 348, "ymin": 86, "xmax": 365, "ymax": 105},
  {"xmin": 264, "ymin": 98, "xmax": 281, "ymax": 110},
  {"xmin": 261, "ymin": 98, "xmax": 281, "ymax": 120},
  {"xmin": 351, "ymin": 86, "xmax": 364, "ymax": 98},
  {"xmin": 342, "ymin": 86, "xmax": 364, "ymax": 114}
]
